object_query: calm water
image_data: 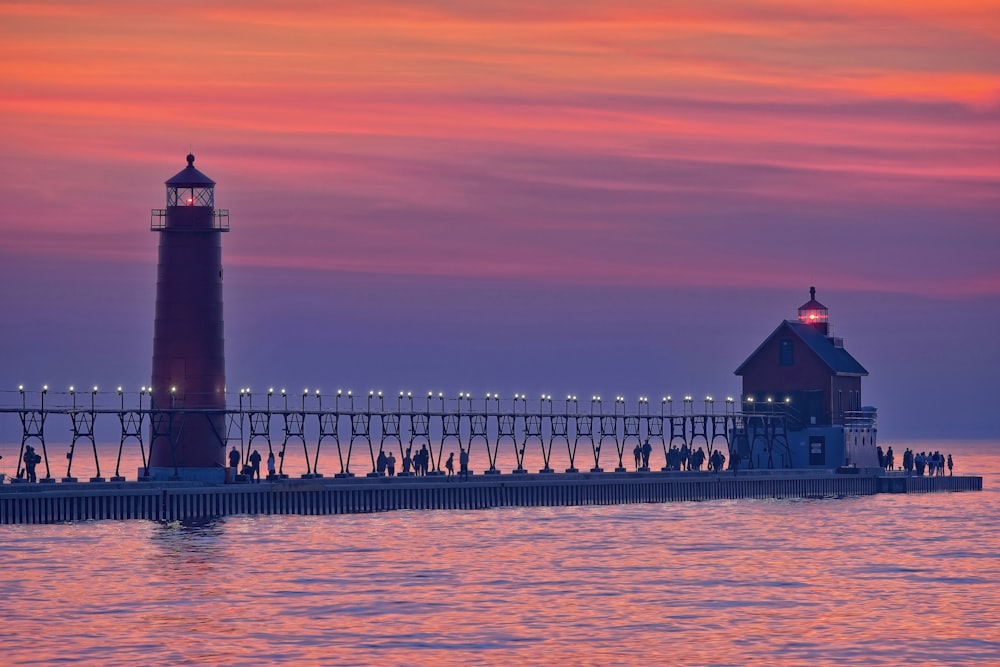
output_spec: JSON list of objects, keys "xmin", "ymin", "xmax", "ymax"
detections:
[{"xmin": 1, "ymin": 440, "xmax": 997, "ymax": 667}]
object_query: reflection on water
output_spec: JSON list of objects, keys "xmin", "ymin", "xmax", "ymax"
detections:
[{"xmin": 0, "ymin": 442, "xmax": 997, "ymax": 666}]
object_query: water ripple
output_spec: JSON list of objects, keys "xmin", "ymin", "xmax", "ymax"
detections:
[{"xmin": 0, "ymin": 441, "xmax": 997, "ymax": 666}]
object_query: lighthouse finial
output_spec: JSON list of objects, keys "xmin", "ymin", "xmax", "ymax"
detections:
[
  {"xmin": 186, "ymin": 153, "xmax": 195, "ymax": 167},
  {"xmin": 810, "ymin": 286, "xmax": 816, "ymax": 300}
]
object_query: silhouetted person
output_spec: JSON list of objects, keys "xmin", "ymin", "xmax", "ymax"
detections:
[
  {"xmin": 249, "ymin": 449, "xmax": 262, "ymax": 482},
  {"xmin": 633, "ymin": 443, "xmax": 642, "ymax": 470},
  {"xmin": 459, "ymin": 447, "xmax": 469, "ymax": 478},
  {"xmin": 228, "ymin": 446, "xmax": 240, "ymax": 481},
  {"xmin": 642, "ymin": 440, "xmax": 652, "ymax": 469},
  {"xmin": 710, "ymin": 449, "xmax": 726, "ymax": 473},
  {"xmin": 885, "ymin": 446, "xmax": 895, "ymax": 471},
  {"xmin": 267, "ymin": 451, "xmax": 276, "ymax": 479},
  {"xmin": 402, "ymin": 449, "xmax": 412, "ymax": 474},
  {"xmin": 948, "ymin": 453, "xmax": 954, "ymax": 476},
  {"xmin": 23, "ymin": 445, "xmax": 40, "ymax": 483},
  {"xmin": 387, "ymin": 452, "xmax": 396, "ymax": 476},
  {"xmin": 445, "ymin": 452, "xmax": 455, "ymax": 477},
  {"xmin": 420, "ymin": 445, "xmax": 430, "ymax": 475},
  {"xmin": 376, "ymin": 450, "xmax": 387, "ymax": 475}
]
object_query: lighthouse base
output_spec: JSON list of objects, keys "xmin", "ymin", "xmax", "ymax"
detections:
[{"xmin": 142, "ymin": 467, "xmax": 226, "ymax": 483}]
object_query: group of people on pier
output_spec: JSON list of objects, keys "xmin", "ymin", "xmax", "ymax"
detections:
[
  {"xmin": 901, "ymin": 449, "xmax": 953, "ymax": 476},
  {"xmin": 8, "ymin": 440, "xmax": 957, "ymax": 484},
  {"xmin": 230, "ymin": 446, "xmax": 276, "ymax": 482},
  {"xmin": 878, "ymin": 446, "xmax": 953, "ymax": 476},
  {"xmin": 375, "ymin": 450, "xmax": 397, "ymax": 476},
  {"xmin": 638, "ymin": 441, "xmax": 727, "ymax": 473},
  {"xmin": 402, "ymin": 445, "xmax": 432, "ymax": 476},
  {"xmin": 444, "ymin": 448, "xmax": 471, "ymax": 478}
]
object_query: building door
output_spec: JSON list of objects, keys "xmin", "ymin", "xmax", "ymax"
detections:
[{"xmin": 809, "ymin": 436, "xmax": 826, "ymax": 466}]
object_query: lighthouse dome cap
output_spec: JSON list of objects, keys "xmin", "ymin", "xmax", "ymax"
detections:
[
  {"xmin": 798, "ymin": 286, "xmax": 827, "ymax": 312},
  {"xmin": 165, "ymin": 153, "xmax": 216, "ymax": 187}
]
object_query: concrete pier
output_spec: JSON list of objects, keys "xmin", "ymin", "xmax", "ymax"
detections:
[{"xmin": 0, "ymin": 471, "xmax": 981, "ymax": 525}]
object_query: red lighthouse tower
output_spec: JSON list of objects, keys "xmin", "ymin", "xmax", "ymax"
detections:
[{"xmin": 148, "ymin": 154, "xmax": 229, "ymax": 481}]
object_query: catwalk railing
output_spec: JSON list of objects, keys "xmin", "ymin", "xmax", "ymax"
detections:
[{"xmin": 0, "ymin": 390, "xmax": 800, "ymax": 481}]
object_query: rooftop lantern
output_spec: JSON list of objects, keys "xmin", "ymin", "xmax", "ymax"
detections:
[
  {"xmin": 167, "ymin": 153, "xmax": 215, "ymax": 207},
  {"xmin": 797, "ymin": 286, "xmax": 829, "ymax": 335},
  {"xmin": 151, "ymin": 153, "xmax": 229, "ymax": 231}
]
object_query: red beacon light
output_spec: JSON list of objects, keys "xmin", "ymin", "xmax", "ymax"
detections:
[{"xmin": 797, "ymin": 286, "xmax": 830, "ymax": 334}]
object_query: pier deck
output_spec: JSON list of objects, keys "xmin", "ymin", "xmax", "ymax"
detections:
[{"xmin": 0, "ymin": 470, "xmax": 982, "ymax": 525}]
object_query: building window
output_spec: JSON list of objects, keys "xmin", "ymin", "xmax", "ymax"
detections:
[{"xmin": 779, "ymin": 339, "xmax": 794, "ymax": 366}]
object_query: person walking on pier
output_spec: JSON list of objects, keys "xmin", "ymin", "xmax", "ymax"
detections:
[
  {"xmin": 445, "ymin": 452, "xmax": 455, "ymax": 477},
  {"xmin": 267, "ymin": 451, "xmax": 276, "ymax": 479},
  {"xmin": 885, "ymin": 446, "xmax": 895, "ymax": 471},
  {"xmin": 633, "ymin": 443, "xmax": 642, "ymax": 470},
  {"xmin": 23, "ymin": 445, "xmax": 40, "ymax": 483},
  {"xmin": 459, "ymin": 447, "xmax": 469, "ymax": 478},
  {"xmin": 691, "ymin": 446, "xmax": 705, "ymax": 471},
  {"xmin": 387, "ymin": 452, "xmax": 396, "ymax": 477},
  {"xmin": 709, "ymin": 449, "xmax": 725, "ymax": 473},
  {"xmin": 228, "ymin": 446, "xmax": 241, "ymax": 481},
  {"xmin": 402, "ymin": 448, "xmax": 412, "ymax": 475},
  {"xmin": 249, "ymin": 449, "xmax": 262, "ymax": 482},
  {"xmin": 641, "ymin": 440, "xmax": 652, "ymax": 470},
  {"xmin": 419, "ymin": 444, "xmax": 430, "ymax": 475},
  {"xmin": 948, "ymin": 453, "xmax": 954, "ymax": 476}
]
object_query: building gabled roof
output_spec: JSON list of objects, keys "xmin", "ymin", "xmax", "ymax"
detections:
[{"xmin": 734, "ymin": 320, "xmax": 868, "ymax": 377}]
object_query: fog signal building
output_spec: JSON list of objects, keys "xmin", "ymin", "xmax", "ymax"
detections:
[{"xmin": 734, "ymin": 288, "xmax": 878, "ymax": 468}]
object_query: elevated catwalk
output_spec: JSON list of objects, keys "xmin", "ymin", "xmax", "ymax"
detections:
[{"xmin": 3, "ymin": 391, "xmax": 822, "ymax": 481}]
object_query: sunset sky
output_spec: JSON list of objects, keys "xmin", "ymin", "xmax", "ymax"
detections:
[{"xmin": 1, "ymin": 1, "xmax": 998, "ymax": 438}]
